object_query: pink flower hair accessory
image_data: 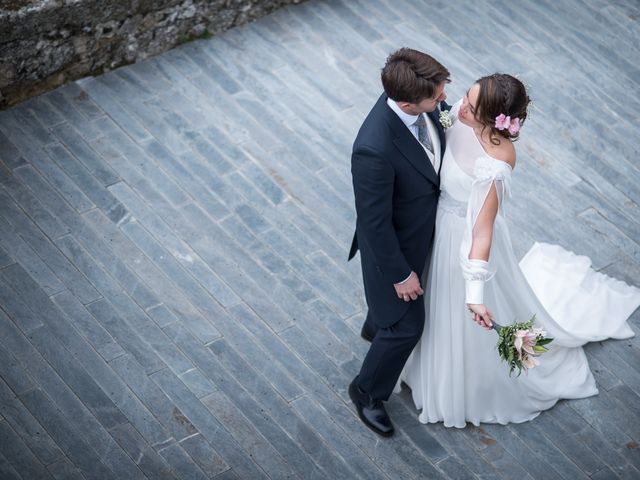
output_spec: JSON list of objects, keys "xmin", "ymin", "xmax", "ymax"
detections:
[{"xmin": 495, "ymin": 113, "xmax": 520, "ymax": 135}]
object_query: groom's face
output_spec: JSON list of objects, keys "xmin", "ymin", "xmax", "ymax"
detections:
[{"xmin": 400, "ymin": 82, "xmax": 447, "ymax": 115}]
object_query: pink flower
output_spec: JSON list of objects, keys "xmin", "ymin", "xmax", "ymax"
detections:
[
  {"xmin": 495, "ymin": 113, "xmax": 510, "ymax": 130},
  {"xmin": 522, "ymin": 333, "xmax": 537, "ymax": 355},
  {"xmin": 522, "ymin": 355, "xmax": 540, "ymax": 369},
  {"xmin": 514, "ymin": 330, "xmax": 527, "ymax": 357},
  {"xmin": 508, "ymin": 117, "xmax": 521, "ymax": 135},
  {"xmin": 514, "ymin": 329, "xmax": 541, "ymax": 359},
  {"xmin": 495, "ymin": 113, "xmax": 521, "ymax": 135}
]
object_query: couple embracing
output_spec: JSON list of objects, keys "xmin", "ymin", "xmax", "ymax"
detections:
[{"xmin": 348, "ymin": 48, "xmax": 639, "ymax": 436}]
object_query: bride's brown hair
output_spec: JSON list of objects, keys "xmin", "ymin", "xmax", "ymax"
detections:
[{"xmin": 474, "ymin": 73, "xmax": 531, "ymax": 145}]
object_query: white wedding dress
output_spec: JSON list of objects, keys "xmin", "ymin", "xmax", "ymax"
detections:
[{"xmin": 398, "ymin": 101, "xmax": 640, "ymax": 428}]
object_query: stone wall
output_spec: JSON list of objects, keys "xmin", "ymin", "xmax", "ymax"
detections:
[{"xmin": 0, "ymin": 0, "xmax": 304, "ymax": 109}]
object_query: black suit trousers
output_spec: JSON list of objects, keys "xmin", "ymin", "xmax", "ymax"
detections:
[{"xmin": 357, "ymin": 299, "xmax": 425, "ymax": 401}]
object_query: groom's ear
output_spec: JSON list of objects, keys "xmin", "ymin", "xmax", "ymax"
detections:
[{"xmin": 397, "ymin": 101, "xmax": 414, "ymax": 114}]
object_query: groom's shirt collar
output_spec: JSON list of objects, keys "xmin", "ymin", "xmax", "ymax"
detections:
[
  {"xmin": 386, "ymin": 96, "xmax": 441, "ymax": 173},
  {"xmin": 386, "ymin": 97, "xmax": 419, "ymax": 128}
]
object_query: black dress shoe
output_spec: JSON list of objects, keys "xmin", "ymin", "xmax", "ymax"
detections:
[
  {"xmin": 360, "ymin": 324, "xmax": 376, "ymax": 342},
  {"xmin": 348, "ymin": 377, "xmax": 394, "ymax": 437}
]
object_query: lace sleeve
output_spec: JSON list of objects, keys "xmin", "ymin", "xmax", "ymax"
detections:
[{"xmin": 459, "ymin": 156, "xmax": 513, "ymax": 304}]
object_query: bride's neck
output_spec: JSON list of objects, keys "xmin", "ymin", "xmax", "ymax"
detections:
[
  {"xmin": 474, "ymin": 126, "xmax": 498, "ymax": 145},
  {"xmin": 473, "ymin": 126, "xmax": 489, "ymax": 142}
]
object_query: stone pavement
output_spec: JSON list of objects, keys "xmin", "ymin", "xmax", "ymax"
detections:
[{"xmin": 0, "ymin": 0, "xmax": 639, "ymax": 478}]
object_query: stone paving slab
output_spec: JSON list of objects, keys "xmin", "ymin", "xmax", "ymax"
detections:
[{"xmin": 0, "ymin": 0, "xmax": 639, "ymax": 478}]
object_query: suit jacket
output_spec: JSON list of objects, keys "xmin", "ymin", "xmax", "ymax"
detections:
[{"xmin": 349, "ymin": 93, "xmax": 448, "ymax": 328}]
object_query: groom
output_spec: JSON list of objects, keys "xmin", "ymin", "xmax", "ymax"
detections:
[{"xmin": 348, "ymin": 48, "xmax": 450, "ymax": 437}]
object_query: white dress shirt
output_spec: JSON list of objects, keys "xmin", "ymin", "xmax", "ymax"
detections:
[{"xmin": 386, "ymin": 98, "xmax": 441, "ymax": 172}]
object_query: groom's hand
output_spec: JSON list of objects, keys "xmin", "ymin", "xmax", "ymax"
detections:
[{"xmin": 394, "ymin": 271, "xmax": 424, "ymax": 302}]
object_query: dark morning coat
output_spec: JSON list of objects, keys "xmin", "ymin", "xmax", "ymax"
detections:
[{"xmin": 349, "ymin": 93, "xmax": 448, "ymax": 328}]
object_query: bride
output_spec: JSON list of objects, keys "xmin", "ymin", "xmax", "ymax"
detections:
[{"xmin": 399, "ymin": 73, "xmax": 640, "ymax": 428}]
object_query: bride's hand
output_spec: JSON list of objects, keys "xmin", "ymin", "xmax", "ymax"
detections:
[{"xmin": 467, "ymin": 304, "xmax": 494, "ymax": 330}]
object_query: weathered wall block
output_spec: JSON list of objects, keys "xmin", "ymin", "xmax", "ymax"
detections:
[{"xmin": 0, "ymin": 0, "xmax": 304, "ymax": 108}]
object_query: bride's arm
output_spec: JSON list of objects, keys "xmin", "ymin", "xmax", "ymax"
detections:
[
  {"xmin": 460, "ymin": 154, "xmax": 514, "ymax": 328},
  {"xmin": 462, "ymin": 180, "xmax": 501, "ymax": 307},
  {"xmin": 464, "ymin": 183, "xmax": 500, "ymax": 328},
  {"xmin": 468, "ymin": 183, "xmax": 499, "ymax": 262}
]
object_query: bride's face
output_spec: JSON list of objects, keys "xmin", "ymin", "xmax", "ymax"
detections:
[{"xmin": 458, "ymin": 84, "xmax": 483, "ymax": 129}]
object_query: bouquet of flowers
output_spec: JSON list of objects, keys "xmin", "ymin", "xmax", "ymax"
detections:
[{"xmin": 492, "ymin": 315, "xmax": 553, "ymax": 376}]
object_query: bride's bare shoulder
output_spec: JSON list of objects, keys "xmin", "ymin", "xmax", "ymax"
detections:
[{"xmin": 487, "ymin": 139, "xmax": 516, "ymax": 169}]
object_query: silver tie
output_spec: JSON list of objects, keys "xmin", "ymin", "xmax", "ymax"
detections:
[{"xmin": 413, "ymin": 113, "xmax": 434, "ymax": 155}]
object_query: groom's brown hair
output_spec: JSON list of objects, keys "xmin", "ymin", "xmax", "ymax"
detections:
[{"xmin": 381, "ymin": 48, "xmax": 450, "ymax": 103}]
